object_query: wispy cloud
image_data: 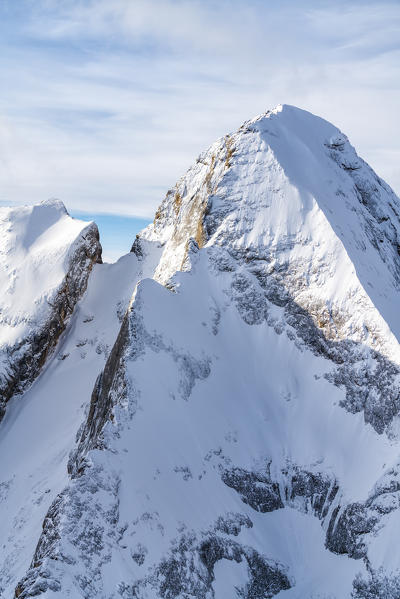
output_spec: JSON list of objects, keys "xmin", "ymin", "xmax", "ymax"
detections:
[{"xmin": 0, "ymin": 0, "xmax": 399, "ymax": 217}]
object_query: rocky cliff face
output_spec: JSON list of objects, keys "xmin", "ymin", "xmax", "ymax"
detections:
[{"xmin": 6, "ymin": 106, "xmax": 400, "ymax": 598}]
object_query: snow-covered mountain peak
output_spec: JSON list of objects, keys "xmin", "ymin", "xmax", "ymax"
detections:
[
  {"xmin": 139, "ymin": 106, "xmax": 400, "ymax": 366},
  {"xmin": 5, "ymin": 107, "xmax": 400, "ymax": 599},
  {"xmin": 38, "ymin": 197, "xmax": 69, "ymax": 214},
  {"xmin": 0, "ymin": 201, "xmax": 99, "ymax": 318},
  {"xmin": 144, "ymin": 104, "xmax": 399, "ymax": 259}
]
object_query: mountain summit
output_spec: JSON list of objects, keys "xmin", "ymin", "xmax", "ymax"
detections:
[{"xmin": 2, "ymin": 106, "xmax": 400, "ymax": 598}]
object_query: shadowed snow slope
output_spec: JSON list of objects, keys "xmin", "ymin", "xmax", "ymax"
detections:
[{"xmin": 5, "ymin": 106, "xmax": 400, "ymax": 598}]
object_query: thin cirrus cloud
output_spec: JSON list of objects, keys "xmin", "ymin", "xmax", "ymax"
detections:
[{"xmin": 0, "ymin": 0, "xmax": 399, "ymax": 221}]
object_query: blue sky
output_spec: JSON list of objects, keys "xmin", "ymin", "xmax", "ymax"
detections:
[
  {"xmin": 0, "ymin": 0, "xmax": 399, "ymax": 260},
  {"xmin": 71, "ymin": 211, "xmax": 150, "ymax": 262}
]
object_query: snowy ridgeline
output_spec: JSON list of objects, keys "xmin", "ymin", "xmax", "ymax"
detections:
[{"xmin": 2, "ymin": 105, "xmax": 400, "ymax": 598}]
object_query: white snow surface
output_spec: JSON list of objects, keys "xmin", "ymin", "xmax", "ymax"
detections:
[{"xmin": 3, "ymin": 105, "xmax": 400, "ymax": 598}]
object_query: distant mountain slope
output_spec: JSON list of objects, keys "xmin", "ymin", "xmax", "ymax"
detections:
[
  {"xmin": 0, "ymin": 199, "xmax": 101, "ymax": 420},
  {"xmin": 9, "ymin": 106, "xmax": 400, "ymax": 598}
]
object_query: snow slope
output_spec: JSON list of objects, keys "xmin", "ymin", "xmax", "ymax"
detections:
[
  {"xmin": 0, "ymin": 243, "xmax": 163, "ymax": 597},
  {"xmin": 8, "ymin": 105, "xmax": 400, "ymax": 598}
]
